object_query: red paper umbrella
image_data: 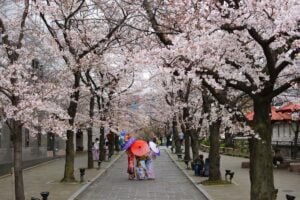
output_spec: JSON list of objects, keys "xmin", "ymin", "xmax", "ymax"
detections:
[{"xmin": 130, "ymin": 140, "xmax": 150, "ymax": 157}]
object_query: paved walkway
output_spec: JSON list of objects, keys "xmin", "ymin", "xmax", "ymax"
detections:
[
  {"xmin": 0, "ymin": 153, "xmax": 121, "ymax": 200},
  {"xmin": 77, "ymin": 149, "xmax": 208, "ymax": 200},
  {"xmin": 167, "ymin": 148, "xmax": 300, "ymax": 200},
  {"xmin": 2, "ymin": 146, "xmax": 296, "ymax": 200}
]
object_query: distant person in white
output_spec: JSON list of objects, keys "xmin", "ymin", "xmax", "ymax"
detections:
[
  {"xmin": 93, "ymin": 138, "xmax": 100, "ymax": 160},
  {"xmin": 178, "ymin": 132, "xmax": 184, "ymax": 145}
]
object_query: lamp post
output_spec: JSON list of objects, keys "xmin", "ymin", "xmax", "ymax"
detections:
[
  {"xmin": 79, "ymin": 168, "xmax": 85, "ymax": 182},
  {"xmin": 40, "ymin": 192, "xmax": 49, "ymax": 200},
  {"xmin": 286, "ymin": 194, "xmax": 295, "ymax": 200},
  {"xmin": 98, "ymin": 160, "xmax": 102, "ymax": 169}
]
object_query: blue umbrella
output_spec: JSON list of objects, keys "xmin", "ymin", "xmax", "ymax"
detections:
[{"xmin": 121, "ymin": 137, "xmax": 136, "ymax": 151}]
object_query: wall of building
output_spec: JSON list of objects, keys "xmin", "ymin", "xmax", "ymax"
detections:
[
  {"xmin": 272, "ymin": 122, "xmax": 300, "ymax": 158},
  {"xmin": 272, "ymin": 122, "xmax": 299, "ymax": 142},
  {"xmin": 0, "ymin": 123, "xmax": 65, "ymax": 165}
]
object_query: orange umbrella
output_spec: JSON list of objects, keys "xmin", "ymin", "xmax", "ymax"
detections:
[{"xmin": 130, "ymin": 140, "xmax": 150, "ymax": 157}]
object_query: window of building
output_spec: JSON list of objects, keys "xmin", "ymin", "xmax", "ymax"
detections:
[{"xmin": 285, "ymin": 124, "xmax": 290, "ymax": 138}]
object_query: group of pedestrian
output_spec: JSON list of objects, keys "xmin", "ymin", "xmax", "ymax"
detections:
[
  {"xmin": 193, "ymin": 154, "xmax": 209, "ymax": 177},
  {"xmin": 127, "ymin": 141, "xmax": 157, "ymax": 180}
]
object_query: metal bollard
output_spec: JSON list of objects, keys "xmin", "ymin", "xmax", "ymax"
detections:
[
  {"xmin": 98, "ymin": 160, "xmax": 102, "ymax": 169},
  {"xmin": 79, "ymin": 168, "xmax": 85, "ymax": 183},
  {"xmin": 40, "ymin": 191, "xmax": 49, "ymax": 200},
  {"xmin": 184, "ymin": 160, "xmax": 189, "ymax": 169},
  {"xmin": 286, "ymin": 194, "xmax": 295, "ymax": 200}
]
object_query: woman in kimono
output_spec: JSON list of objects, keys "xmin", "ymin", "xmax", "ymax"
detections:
[
  {"xmin": 145, "ymin": 150, "xmax": 156, "ymax": 180},
  {"xmin": 127, "ymin": 149, "xmax": 135, "ymax": 180}
]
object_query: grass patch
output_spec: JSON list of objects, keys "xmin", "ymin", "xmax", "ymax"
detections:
[{"xmin": 200, "ymin": 179, "xmax": 231, "ymax": 185}]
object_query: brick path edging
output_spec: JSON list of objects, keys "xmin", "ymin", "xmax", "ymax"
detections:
[
  {"xmin": 165, "ymin": 149, "xmax": 214, "ymax": 200},
  {"xmin": 68, "ymin": 153, "xmax": 124, "ymax": 200}
]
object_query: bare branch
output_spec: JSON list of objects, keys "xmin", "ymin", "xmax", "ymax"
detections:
[
  {"xmin": 17, "ymin": 0, "xmax": 30, "ymax": 49},
  {"xmin": 78, "ymin": 15, "xmax": 127, "ymax": 59},
  {"xmin": 142, "ymin": 0, "xmax": 173, "ymax": 46},
  {"xmin": 40, "ymin": 13, "xmax": 64, "ymax": 51},
  {"xmin": 65, "ymin": 0, "xmax": 86, "ymax": 28},
  {"xmin": 268, "ymin": 77, "xmax": 300, "ymax": 100}
]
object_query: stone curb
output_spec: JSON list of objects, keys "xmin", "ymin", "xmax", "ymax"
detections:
[
  {"xmin": 0, "ymin": 157, "xmax": 63, "ymax": 179},
  {"xmin": 165, "ymin": 148, "xmax": 214, "ymax": 200},
  {"xmin": 68, "ymin": 153, "xmax": 124, "ymax": 200}
]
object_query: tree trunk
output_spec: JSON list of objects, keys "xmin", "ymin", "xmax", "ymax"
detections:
[
  {"xmin": 202, "ymin": 88, "xmax": 221, "ymax": 181},
  {"xmin": 87, "ymin": 127, "xmax": 93, "ymax": 168},
  {"xmin": 99, "ymin": 126, "xmax": 106, "ymax": 161},
  {"xmin": 108, "ymin": 132, "xmax": 114, "ymax": 158},
  {"xmin": 62, "ymin": 130, "xmax": 76, "ymax": 182},
  {"xmin": 292, "ymin": 122, "xmax": 299, "ymax": 159},
  {"xmin": 62, "ymin": 71, "xmax": 80, "ymax": 182},
  {"xmin": 12, "ymin": 120, "xmax": 25, "ymax": 200},
  {"xmin": 224, "ymin": 127, "xmax": 233, "ymax": 147},
  {"xmin": 208, "ymin": 119, "xmax": 222, "ymax": 181},
  {"xmin": 87, "ymin": 96, "xmax": 94, "ymax": 169},
  {"xmin": 172, "ymin": 116, "xmax": 181, "ymax": 154},
  {"xmin": 249, "ymin": 100, "xmax": 276, "ymax": 200},
  {"xmin": 184, "ymin": 130, "xmax": 191, "ymax": 161},
  {"xmin": 190, "ymin": 129, "xmax": 199, "ymax": 161}
]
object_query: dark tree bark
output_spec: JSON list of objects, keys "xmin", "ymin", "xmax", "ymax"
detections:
[
  {"xmin": 11, "ymin": 120, "xmax": 25, "ymax": 200},
  {"xmin": 61, "ymin": 71, "xmax": 80, "ymax": 182},
  {"xmin": 62, "ymin": 130, "xmax": 76, "ymax": 182},
  {"xmin": 99, "ymin": 126, "xmax": 106, "ymax": 161},
  {"xmin": 87, "ymin": 95, "xmax": 95, "ymax": 169},
  {"xmin": 224, "ymin": 127, "xmax": 234, "ymax": 147},
  {"xmin": 190, "ymin": 129, "xmax": 200, "ymax": 161},
  {"xmin": 202, "ymin": 88, "xmax": 222, "ymax": 181},
  {"xmin": 182, "ymin": 124, "xmax": 191, "ymax": 161},
  {"xmin": 249, "ymin": 99, "xmax": 276, "ymax": 200},
  {"xmin": 208, "ymin": 119, "xmax": 222, "ymax": 181},
  {"xmin": 184, "ymin": 130, "xmax": 191, "ymax": 161},
  {"xmin": 172, "ymin": 116, "xmax": 181, "ymax": 154},
  {"xmin": 108, "ymin": 131, "xmax": 115, "ymax": 157},
  {"xmin": 87, "ymin": 127, "xmax": 93, "ymax": 168}
]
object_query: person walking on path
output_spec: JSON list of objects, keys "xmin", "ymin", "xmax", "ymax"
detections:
[
  {"xmin": 127, "ymin": 150, "xmax": 135, "ymax": 180},
  {"xmin": 135, "ymin": 160, "xmax": 146, "ymax": 180},
  {"xmin": 93, "ymin": 138, "xmax": 100, "ymax": 160},
  {"xmin": 145, "ymin": 150, "xmax": 156, "ymax": 180},
  {"xmin": 178, "ymin": 132, "xmax": 184, "ymax": 146}
]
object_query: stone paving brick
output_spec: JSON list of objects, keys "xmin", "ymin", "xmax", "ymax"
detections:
[{"xmin": 77, "ymin": 150, "xmax": 207, "ymax": 200}]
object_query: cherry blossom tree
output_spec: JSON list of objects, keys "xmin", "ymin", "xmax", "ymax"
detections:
[
  {"xmin": 0, "ymin": 1, "xmax": 70, "ymax": 199},
  {"xmin": 141, "ymin": 0, "xmax": 299, "ymax": 199},
  {"xmin": 35, "ymin": 0, "xmax": 132, "ymax": 181},
  {"xmin": 130, "ymin": 0, "xmax": 299, "ymax": 199}
]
